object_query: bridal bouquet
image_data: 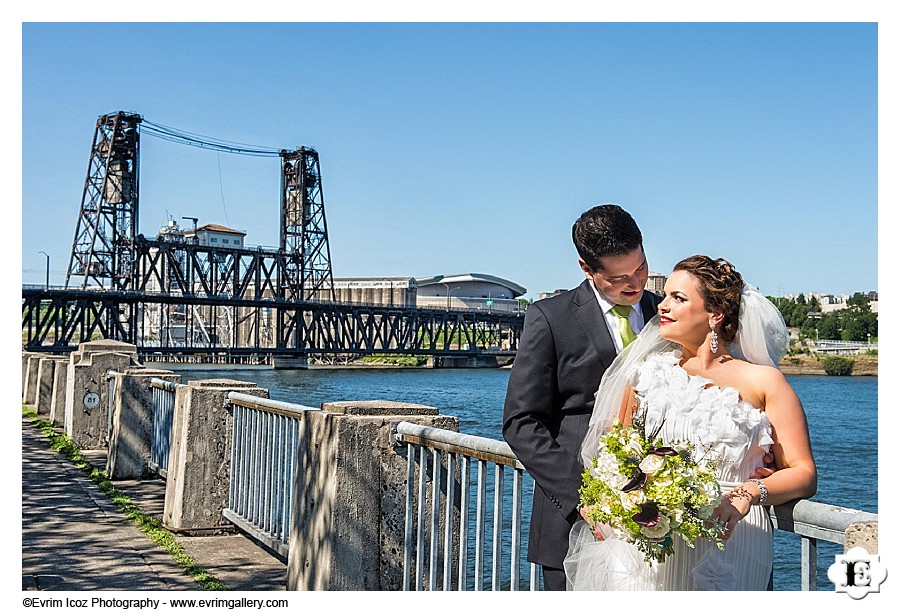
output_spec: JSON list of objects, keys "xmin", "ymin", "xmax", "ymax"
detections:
[{"xmin": 579, "ymin": 411, "xmax": 726, "ymax": 564}]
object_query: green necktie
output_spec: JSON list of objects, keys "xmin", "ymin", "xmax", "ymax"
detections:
[{"xmin": 611, "ymin": 304, "xmax": 638, "ymax": 348}]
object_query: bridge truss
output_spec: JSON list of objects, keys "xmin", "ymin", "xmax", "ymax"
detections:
[
  {"xmin": 22, "ymin": 290, "xmax": 522, "ymax": 361},
  {"xmin": 30, "ymin": 215, "xmax": 524, "ymax": 361}
]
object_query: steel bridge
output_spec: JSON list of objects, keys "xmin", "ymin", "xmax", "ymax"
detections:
[{"xmin": 22, "ymin": 111, "xmax": 524, "ymax": 362}]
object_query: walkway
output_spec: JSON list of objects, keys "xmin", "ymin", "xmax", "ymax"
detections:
[{"xmin": 21, "ymin": 415, "xmax": 286, "ymax": 591}]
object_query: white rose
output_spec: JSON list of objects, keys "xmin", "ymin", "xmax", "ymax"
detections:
[
  {"xmin": 640, "ymin": 514, "xmax": 671, "ymax": 540},
  {"xmin": 620, "ymin": 489, "xmax": 646, "ymax": 508},
  {"xmin": 639, "ymin": 454, "xmax": 667, "ymax": 474}
]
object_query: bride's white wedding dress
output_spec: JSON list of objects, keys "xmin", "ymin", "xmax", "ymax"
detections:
[{"xmin": 565, "ymin": 350, "xmax": 775, "ymax": 591}]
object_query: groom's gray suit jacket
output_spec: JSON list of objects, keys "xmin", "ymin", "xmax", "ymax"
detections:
[{"xmin": 502, "ymin": 279, "xmax": 661, "ymax": 569}]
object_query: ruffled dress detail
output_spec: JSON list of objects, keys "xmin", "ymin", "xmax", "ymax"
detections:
[{"xmin": 565, "ymin": 351, "xmax": 774, "ymax": 591}]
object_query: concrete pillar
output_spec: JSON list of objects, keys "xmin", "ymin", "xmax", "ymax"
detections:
[
  {"xmin": 35, "ymin": 356, "xmax": 68, "ymax": 416},
  {"xmin": 845, "ymin": 521, "xmax": 878, "ymax": 554},
  {"xmin": 287, "ymin": 400, "xmax": 458, "ymax": 591},
  {"xmin": 24, "ymin": 355, "xmax": 43, "ymax": 406},
  {"xmin": 64, "ymin": 340, "xmax": 140, "ymax": 450},
  {"xmin": 49, "ymin": 356, "xmax": 70, "ymax": 427},
  {"xmin": 22, "ymin": 350, "xmax": 41, "ymax": 394},
  {"xmin": 106, "ymin": 368, "xmax": 182, "ymax": 480},
  {"xmin": 273, "ymin": 356, "xmax": 309, "ymax": 370},
  {"xmin": 162, "ymin": 378, "xmax": 268, "ymax": 532}
]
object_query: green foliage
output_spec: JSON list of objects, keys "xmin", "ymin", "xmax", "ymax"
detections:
[
  {"xmin": 817, "ymin": 313, "xmax": 842, "ymax": 340},
  {"xmin": 847, "ymin": 292, "xmax": 871, "ymax": 310},
  {"xmin": 22, "ymin": 407, "xmax": 228, "ymax": 590},
  {"xmin": 823, "ymin": 356, "xmax": 854, "ymax": 376},
  {"xmin": 358, "ymin": 354, "xmax": 427, "ymax": 367},
  {"xmin": 770, "ymin": 294, "xmax": 877, "ymax": 343},
  {"xmin": 769, "ymin": 296, "xmax": 817, "ymax": 328}
]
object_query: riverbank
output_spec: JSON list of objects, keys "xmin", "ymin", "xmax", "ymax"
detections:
[
  {"xmin": 150, "ymin": 354, "xmax": 876, "ymax": 374},
  {"xmin": 778, "ymin": 355, "xmax": 877, "ymax": 376}
]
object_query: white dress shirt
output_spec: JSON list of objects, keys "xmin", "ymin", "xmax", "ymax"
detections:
[{"xmin": 589, "ymin": 282, "xmax": 646, "ymax": 353}]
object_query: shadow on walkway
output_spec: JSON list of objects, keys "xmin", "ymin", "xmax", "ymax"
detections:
[{"xmin": 21, "ymin": 415, "xmax": 286, "ymax": 591}]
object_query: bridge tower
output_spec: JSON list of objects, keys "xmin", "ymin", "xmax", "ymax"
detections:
[
  {"xmin": 66, "ymin": 112, "xmax": 142, "ymax": 290},
  {"xmin": 279, "ymin": 147, "xmax": 335, "ymax": 301}
]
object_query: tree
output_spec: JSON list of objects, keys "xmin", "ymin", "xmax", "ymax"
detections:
[
  {"xmin": 817, "ymin": 313, "xmax": 841, "ymax": 340},
  {"xmin": 847, "ymin": 292, "xmax": 871, "ymax": 310},
  {"xmin": 840, "ymin": 309, "xmax": 877, "ymax": 342},
  {"xmin": 800, "ymin": 317, "xmax": 818, "ymax": 338},
  {"xmin": 823, "ymin": 356, "xmax": 854, "ymax": 376}
]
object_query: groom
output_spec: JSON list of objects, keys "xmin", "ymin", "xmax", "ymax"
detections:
[{"xmin": 502, "ymin": 204, "xmax": 661, "ymax": 591}]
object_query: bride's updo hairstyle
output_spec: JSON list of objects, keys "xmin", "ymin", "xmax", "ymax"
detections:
[{"xmin": 673, "ymin": 255, "xmax": 744, "ymax": 343}]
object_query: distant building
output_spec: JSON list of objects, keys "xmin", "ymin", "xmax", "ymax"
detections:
[
  {"xmin": 330, "ymin": 277, "xmax": 417, "ymax": 307},
  {"xmin": 806, "ymin": 292, "xmax": 878, "ymax": 315},
  {"xmin": 416, "ymin": 273, "xmax": 526, "ymax": 313},
  {"xmin": 185, "ymin": 223, "xmax": 246, "ymax": 249},
  {"xmin": 645, "ymin": 272, "xmax": 667, "ymax": 296}
]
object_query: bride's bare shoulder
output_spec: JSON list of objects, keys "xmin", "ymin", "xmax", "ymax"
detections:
[{"xmin": 729, "ymin": 358, "xmax": 797, "ymax": 405}]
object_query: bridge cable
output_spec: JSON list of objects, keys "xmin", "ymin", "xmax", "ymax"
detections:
[{"xmin": 140, "ymin": 120, "xmax": 284, "ymax": 157}]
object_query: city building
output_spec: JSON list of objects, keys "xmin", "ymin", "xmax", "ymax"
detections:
[
  {"xmin": 185, "ymin": 223, "xmax": 246, "ymax": 249},
  {"xmin": 415, "ymin": 273, "xmax": 526, "ymax": 313},
  {"xmin": 330, "ymin": 277, "xmax": 417, "ymax": 307},
  {"xmin": 645, "ymin": 272, "xmax": 667, "ymax": 296},
  {"xmin": 807, "ymin": 292, "xmax": 879, "ymax": 315}
]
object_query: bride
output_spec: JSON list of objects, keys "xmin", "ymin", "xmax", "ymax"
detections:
[{"xmin": 564, "ymin": 255, "xmax": 818, "ymax": 590}]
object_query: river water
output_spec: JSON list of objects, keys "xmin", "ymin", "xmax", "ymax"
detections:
[{"xmin": 173, "ymin": 365, "xmax": 877, "ymax": 591}]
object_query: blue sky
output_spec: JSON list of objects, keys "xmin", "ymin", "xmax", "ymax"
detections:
[{"xmin": 20, "ymin": 21, "xmax": 878, "ymax": 299}]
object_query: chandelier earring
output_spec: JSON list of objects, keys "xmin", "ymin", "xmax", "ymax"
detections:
[{"xmin": 709, "ymin": 323, "xmax": 719, "ymax": 354}]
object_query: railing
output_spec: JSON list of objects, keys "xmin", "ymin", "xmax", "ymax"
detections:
[
  {"xmin": 149, "ymin": 377, "xmax": 184, "ymax": 478},
  {"xmin": 223, "ymin": 392, "xmax": 318, "ymax": 559},
  {"xmin": 391, "ymin": 421, "xmax": 540, "ymax": 591},
  {"xmin": 768, "ymin": 499, "xmax": 878, "ymax": 590},
  {"xmin": 391, "ymin": 421, "xmax": 877, "ymax": 591}
]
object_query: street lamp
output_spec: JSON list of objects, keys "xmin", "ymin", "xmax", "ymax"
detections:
[
  {"xmin": 39, "ymin": 251, "xmax": 50, "ymax": 289},
  {"xmin": 438, "ymin": 282, "xmax": 461, "ymax": 310}
]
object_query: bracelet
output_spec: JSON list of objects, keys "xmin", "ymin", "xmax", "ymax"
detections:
[{"xmin": 749, "ymin": 478, "xmax": 769, "ymax": 505}]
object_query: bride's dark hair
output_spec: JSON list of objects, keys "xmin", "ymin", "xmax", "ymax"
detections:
[{"xmin": 673, "ymin": 255, "xmax": 744, "ymax": 343}]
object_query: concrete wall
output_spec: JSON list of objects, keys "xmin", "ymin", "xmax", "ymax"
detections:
[
  {"xmin": 163, "ymin": 379, "xmax": 268, "ymax": 532},
  {"xmin": 64, "ymin": 340, "xmax": 140, "ymax": 450},
  {"xmin": 106, "ymin": 368, "xmax": 182, "ymax": 480},
  {"xmin": 287, "ymin": 400, "xmax": 458, "ymax": 591}
]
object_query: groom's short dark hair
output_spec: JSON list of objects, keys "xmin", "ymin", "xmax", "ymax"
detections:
[{"xmin": 572, "ymin": 204, "xmax": 643, "ymax": 271}]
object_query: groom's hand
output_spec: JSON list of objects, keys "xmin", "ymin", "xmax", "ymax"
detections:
[{"xmin": 752, "ymin": 451, "xmax": 776, "ymax": 478}]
